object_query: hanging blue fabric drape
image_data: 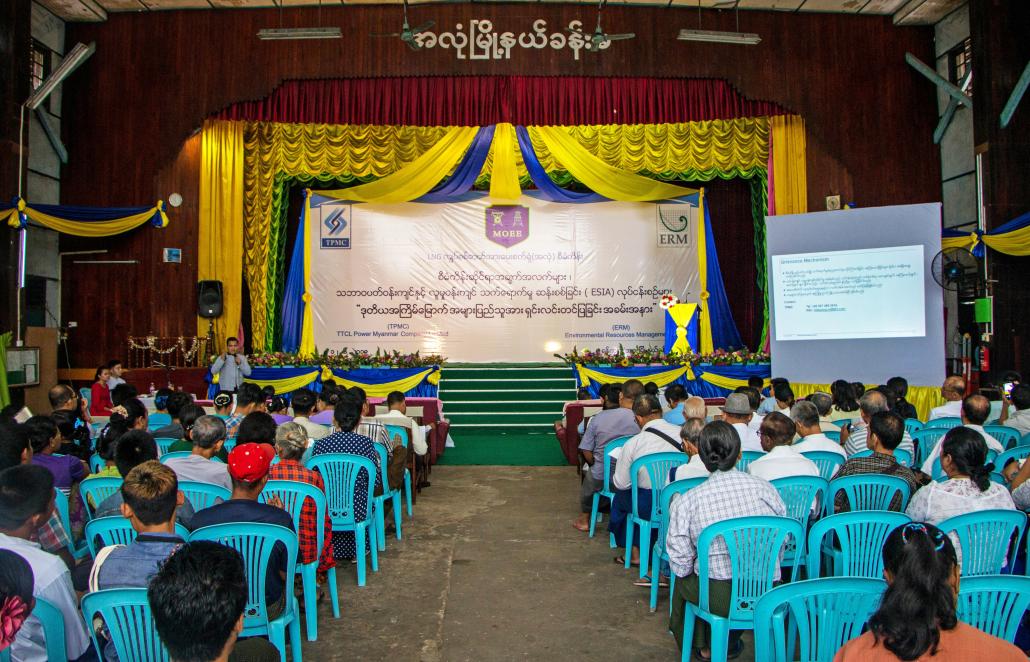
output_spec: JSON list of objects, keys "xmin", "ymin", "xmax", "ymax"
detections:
[
  {"xmin": 2, "ymin": 198, "xmax": 168, "ymax": 235},
  {"xmin": 280, "ymin": 192, "xmax": 309, "ymax": 353},
  {"xmin": 417, "ymin": 126, "xmax": 495, "ymax": 203},
  {"xmin": 514, "ymin": 126, "xmax": 605, "ymax": 203}
]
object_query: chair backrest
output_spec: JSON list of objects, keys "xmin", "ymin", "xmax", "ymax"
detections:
[
  {"xmin": 924, "ymin": 416, "xmax": 962, "ymax": 430},
  {"xmin": 80, "ymin": 387, "xmax": 92, "ymax": 407},
  {"xmin": 629, "ymin": 452, "xmax": 689, "ymax": 518},
  {"xmin": 800, "ymin": 451, "xmax": 845, "ymax": 482},
  {"xmin": 831, "ymin": 419, "xmax": 851, "ymax": 429},
  {"xmin": 52, "ymin": 487, "xmax": 75, "ymax": 544},
  {"xmin": 956, "ymin": 575, "xmax": 1030, "ymax": 643},
  {"xmin": 188, "ymin": 522, "xmax": 298, "ymax": 629},
  {"xmin": 371, "ymin": 443, "xmax": 393, "ymax": 493},
  {"xmin": 827, "ymin": 474, "xmax": 911, "ymax": 513},
  {"xmin": 81, "ymin": 587, "xmax": 169, "ymax": 662},
  {"xmin": 823, "ymin": 430, "xmax": 841, "ymax": 443},
  {"xmin": 306, "ymin": 453, "xmax": 377, "ymax": 527},
  {"xmin": 601, "ymin": 435, "xmax": 633, "ymax": 494},
  {"xmin": 85, "ymin": 516, "xmax": 190, "ymax": 557},
  {"xmin": 983, "ymin": 425, "xmax": 1022, "ymax": 450},
  {"xmin": 807, "ymin": 511, "xmax": 910, "ymax": 578},
  {"xmin": 159, "ymin": 451, "xmax": 192, "ymax": 464},
  {"xmin": 177, "ymin": 481, "xmax": 231, "ymax": 511},
  {"xmin": 996, "ymin": 446, "xmax": 1030, "ymax": 471},
  {"xmin": 770, "ymin": 476, "xmax": 828, "ymax": 526},
  {"xmin": 697, "ymin": 516, "xmax": 804, "ymax": 620},
  {"xmin": 34, "ymin": 597, "xmax": 68, "ymax": 662},
  {"xmin": 223, "ymin": 437, "xmax": 237, "ymax": 452},
  {"xmin": 913, "ymin": 428, "xmax": 950, "ymax": 466},
  {"xmin": 260, "ymin": 479, "xmax": 328, "ymax": 561},
  {"xmin": 382, "ymin": 424, "xmax": 410, "ymax": 448},
  {"xmin": 654, "ymin": 477, "xmax": 707, "ymax": 557},
  {"xmin": 938, "ymin": 509, "xmax": 1027, "ymax": 577},
  {"xmin": 990, "ymin": 471, "xmax": 1009, "ymax": 486},
  {"xmin": 153, "ymin": 437, "xmax": 178, "ymax": 455},
  {"xmin": 89, "ymin": 453, "xmax": 105, "ymax": 473},
  {"xmin": 850, "ymin": 448, "xmax": 913, "ymax": 468},
  {"xmin": 80, "ymin": 476, "xmax": 124, "ymax": 520},
  {"xmin": 904, "ymin": 418, "xmax": 924, "ymax": 436},
  {"xmin": 753, "ymin": 577, "xmax": 886, "ymax": 662},
  {"xmin": 737, "ymin": 450, "xmax": 766, "ymax": 473},
  {"xmin": 1020, "ymin": 432, "xmax": 1030, "ymax": 449}
]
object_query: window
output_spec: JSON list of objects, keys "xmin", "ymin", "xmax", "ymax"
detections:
[
  {"xmin": 30, "ymin": 39, "xmax": 50, "ymax": 92},
  {"xmin": 948, "ymin": 37, "xmax": 972, "ymax": 98}
]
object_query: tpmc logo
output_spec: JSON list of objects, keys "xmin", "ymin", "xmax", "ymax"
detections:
[
  {"xmin": 319, "ymin": 204, "xmax": 352, "ymax": 249},
  {"xmin": 656, "ymin": 203, "xmax": 697, "ymax": 248}
]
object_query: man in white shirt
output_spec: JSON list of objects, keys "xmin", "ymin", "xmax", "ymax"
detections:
[
  {"xmin": 610, "ymin": 393, "xmax": 684, "ymax": 566},
  {"xmin": 1000, "ymin": 384, "xmax": 1030, "ymax": 437},
  {"xmin": 841, "ymin": 390, "xmax": 915, "ymax": 458},
  {"xmin": 377, "ymin": 391, "xmax": 429, "ymax": 457},
  {"xmin": 106, "ymin": 359, "xmax": 126, "ymax": 390},
  {"xmin": 720, "ymin": 393, "xmax": 763, "ymax": 452},
  {"xmin": 928, "ymin": 375, "xmax": 966, "ymax": 420},
  {"xmin": 163, "ymin": 415, "xmax": 233, "ymax": 491},
  {"xmin": 0, "ymin": 465, "xmax": 91, "ymax": 661},
  {"xmin": 673, "ymin": 418, "xmax": 710, "ymax": 482},
  {"xmin": 748, "ymin": 411, "xmax": 820, "ymax": 482},
  {"xmin": 792, "ymin": 401, "xmax": 846, "ymax": 460},
  {"xmin": 809, "ymin": 392, "xmax": 841, "ymax": 433},
  {"xmin": 921, "ymin": 394, "xmax": 1005, "ymax": 474},
  {"xmin": 289, "ymin": 389, "xmax": 330, "ymax": 441}
]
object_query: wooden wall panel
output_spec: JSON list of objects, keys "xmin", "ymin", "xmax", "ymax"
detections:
[{"xmin": 57, "ymin": 5, "xmax": 943, "ymax": 366}]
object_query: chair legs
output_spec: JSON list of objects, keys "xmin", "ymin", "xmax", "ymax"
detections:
[
  {"xmin": 369, "ymin": 524, "xmax": 379, "ymax": 573},
  {"xmin": 649, "ymin": 547, "xmax": 661, "ymax": 612},
  {"xmin": 639, "ymin": 522, "xmax": 651, "ymax": 579},
  {"xmin": 355, "ymin": 527, "xmax": 368, "ymax": 587},
  {"xmin": 589, "ymin": 492, "xmax": 600, "ymax": 538},
  {"xmin": 288, "ymin": 598, "xmax": 303, "ymax": 662},
  {"xmin": 300, "ymin": 563, "xmax": 318, "ymax": 641},
  {"xmin": 709, "ymin": 618, "xmax": 730, "ymax": 662},
  {"xmin": 327, "ymin": 566, "xmax": 340, "ymax": 618},
  {"xmin": 392, "ymin": 493, "xmax": 402, "ymax": 540},
  {"xmin": 624, "ymin": 520, "xmax": 634, "ymax": 569},
  {"xmin": 403, "ymin": 469, "xmax": 413, "ymax": 518},
  {"xmin": 374, "ymin": 501, "xmax": 387, "ymax": 552},
  {"xmin": 680, "ymin": 606, "xmax": 696, "ymax": 662}
]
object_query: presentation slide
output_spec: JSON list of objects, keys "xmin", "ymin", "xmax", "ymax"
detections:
[
  {"xmin": 766, "ymin": 203, "xmax": 944, "ymax": 387},
  {"xmin": 771, "ymin": 245, "xmax": 925, "ymax": 341}
]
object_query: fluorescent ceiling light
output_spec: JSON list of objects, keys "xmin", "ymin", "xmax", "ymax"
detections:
[
  {"xmin": 25, "ymin": 41, "xmax": 95, "ymax": 109},
  {"xmin": 257, "ymin": 27, "xmax": 342, "ymax": 41},
  {"xmin": 677, "ymin": 29, "xmax": 761, "ymax": 45}
]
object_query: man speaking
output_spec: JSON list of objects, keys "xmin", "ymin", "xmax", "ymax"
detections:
[{"xmin": 211, "ymin": 337, "xmax": 252, "ymax": 394}]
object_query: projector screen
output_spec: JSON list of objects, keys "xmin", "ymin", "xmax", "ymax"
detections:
[{"xmin": 766, "ymin": 204, "xmax": 944, "ymax": 386}]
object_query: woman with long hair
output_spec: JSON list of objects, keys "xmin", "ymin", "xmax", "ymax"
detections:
[
  {"xmin": 89, "ymin": 365, "xmax": 114, "ymax": 416},
  {"xmin": 835, "ymin": 522, "xmax": 1024, "ymax": 660},
  {"xmin": 829, "ymin": 379, "xmax": 860, "ymax": 419}
]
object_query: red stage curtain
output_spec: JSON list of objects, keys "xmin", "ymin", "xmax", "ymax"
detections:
[{"xmin": 217, "ymin": 76, "xmax": 789, "ymax": 126}]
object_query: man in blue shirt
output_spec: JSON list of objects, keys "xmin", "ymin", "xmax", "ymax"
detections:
[{"xmin": 662, "ymin": 384, "xmax": 689, "ymax": 426}]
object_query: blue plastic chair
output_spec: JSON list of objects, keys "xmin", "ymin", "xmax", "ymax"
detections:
[
  {"xmin": 307, "ymin": 453, "xmax": 379, "ymax": 586},
  {"xmin": 823, "ymin": 430, "xmax": 841, "ymax": 443},
  {"xmin": 178, "ymin": 480, "xmax": 231, "ymax": 511},
  {"xmin": 737, "ymin": 450, "xmax": 765, "ymax": 473},
  {"xmin": 771, "ymin": 476, "xmax": 828, "ymax": 571},
  {"xmin": 52, "ymin": 487, "xmax": 88, "ymax": 559},
  {"xmin": 1020, "ymin": 432, "xmax": 1030, "ymax": 449},
  {"xmin": 826, "ymin": 474, "xmax": 911, "ymax": 514},
  {"xmin": 588, "ymin": 434, "xmax": 632, "ymax": 541},
  {"xmin": 931, "ymin": 449, "xmax": 1001, "ymax": 482},
  {"xmin": 371, "ymin": 443, "xmax": 403, "ymax": 551},
  {"xmin": 807, "ymin": 511, "xmax": 910, "ymax": 578},
  {"xmin": 154, "ymin": 437, "xmax": 178, "ymax": 455},
  {"xmin": 831, "ymin": 419, "xmax": 851, "ymax": 429},
  {"xmin": 626, "ymin": 452, "xmax": 689, "ymax": 577},
  {"xmin": 913, "ymin": 428, "xmax": 951, "ymax": 467},
  {"xmin": 80, "ymin": 588, "xmax": 169, "ymax": 661},
  {"xmin": 159, "ymin": 451, "xmax": 193, "ymax": 464},
  {"xmin": 89, "ymin": 453, "xmax": 105, "ymax": 473},
  {"xmin": 30, "ymin": 597, "xmax": 68, "ymax": 662},
  {"xmin": 997, "ymin": 446, "xmax": 1030, "ymax": 473},
  {"xmin": 261, "ymin": 479, "xmax": 341, "ymax": 641},
  {"xmin": 849, "ymin": 448, "xmax": 913, "ymax": 468},
  {"xmin": 924, "ymin": 416, "xmax": 962, "ymax": 430},
  {"xmin": 189, "ymin": 522, "xmax": 302, "ymax": 662},
  {"xmin": 148, "ymin": 411, "xmax": 172, "ymax": 427},
  {"xmin": 382, "ymin": 424, "xmax": 413, "ymax": 517},
  {"xmin": 80, "ymin": 476, "xmax": 123, "ymax": 521},
  {"xmin": 904, "ymin": 418, "xmax": 924, "ymax": 437},
  {"xmin": 649, "ymin": 477, "xmax": 706, "ymax": 613},
  {"xmin": 223, "ymin": 436, "xmax": 237, "ymax": 452},
  {"xmin": 938, "ymin": 510, "xmax": 1027, "ymax": 576},
  {"xmin": 680, "ymin": 516, "xmax": 804, "ymax": 662},
  {"xmin": 80, "ymin": 387, "xmax": 92, "ymax": 409},
  {"xmin": 84, "ymin": 515, "xmax": 190, "ymax": 557},
  {"xmin": 753, "ymin": 577, "xmax": 886, "ymax": 662},
  {"xmin": 799, "ymin": 451, "xmax": 845, "ymax": 482},
  {"xmin": 956, "ymin": 575, "xmax": 1030, "ymax": 643},
  {"xmin": 984, "ymin": 425, "xmax": 1023, "ymax": 450}
]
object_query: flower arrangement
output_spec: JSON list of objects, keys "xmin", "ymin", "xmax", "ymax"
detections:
[
  {"xmin": 250, "ymin": 348, "xmax": 445, "ymax": 369},
  {"xmin": 554, "ymin": 345, "xmax": 768, "ymax": 367}
]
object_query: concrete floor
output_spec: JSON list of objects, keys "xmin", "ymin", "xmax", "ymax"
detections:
[{"xmin": 294, "ymin": 466, "xmax": 687, "ymax": 661}]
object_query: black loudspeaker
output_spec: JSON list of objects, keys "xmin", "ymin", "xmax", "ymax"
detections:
[{"xmin": 197, "ymin": 280, "xmax": 223, "ymax": 318}]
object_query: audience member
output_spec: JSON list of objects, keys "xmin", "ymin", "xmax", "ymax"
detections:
[
  {"xmin": 572, "ymin": 380, "xmax": 642, "ymax": 533},
  {"xmin": 663, "ymin": 384, "xmax": 689, "ymax": 426},
  {"xmin": 237, "ymin": 412, "xmax": 278, "ymax": 448},
  {"xmin": 672, "ymin": 418, "xmax": 709, "ymax": 481},
  {"xmin": 308, "ymin": 386, "xmax": 340, "ymax": 427},
  {"xmin": 920, "ymin": 394, "xmax": 1005, "ymax": 474},
  {"xmin": 828, "ymin": 379, "xmax": 860, "ymax": 420},
  {"xmin": 90, "ymin": 365, "xmax": 114, "ymax": 416},
  {"xmin": 0, "ymin": 465, "xmax": 91, "ymax": 660},
  {"xmin": 851, "ymin": 382, "xmax": 866, "ymax": 399},
  {"xmin": 718, "ymin": 393, "xmax": 762, "ymax": 452},
  {"xmin": 682, "ymin": 396, "xmax": 707, "ymax": 421},
  {"xmin": 190, "ymin": 443, "xmax": 294, "ymax": 613},
  {"xmin": 666, "ymin": 421, "xmax": 786, "ymax": 660},
  {"xmin": 376, "ymin": 391, "xmax": 422, "ymax": 492},
  {"xmin": 267, "ymin": 397, "xmax": 292, "ymax": 425},
  {"xmin": 841, "ymin": 390, "xmax": 915, "ymax": 458},
  {"xmin": 148, "ymin": 541, "xmax": 279, "ymax": 662},
  {"xmin": 110, "ymin": 383, "xmax": 139, "ymax": 408},
  {"xmin": 149, "ymin": 388, "xmax": 174, "ymax": 427},
  {"xmin": 163, "ymin": 416, "xmax": 232, "ymax": 491},
  {"xmin": 739, "ymin": 387, "xmax": 766, "ymax": 440},
  {"xmin": 758, "ymin": 377, "xmax": 789, "ymax": 415},
  {"xmin": 224, "ymin": 383, "xmax": 263, "ymax": 438},
  {"xmin": 107, "ymin": 397, "xmax": 149, "ymax": 433},
  {"xmin": 379, "ymin": 391, "xmax": 429, "ymax": 457},
  {"xmin": 25, "ymin": 416, "xmax": 87, "ymax": 499},
  {"xmin": 289, "ymin": 389, "xmax": 329, "ymax": 441},
  {"xmin": 0, "ymin": 549, "xmax": 34, "ymax": 655},
  {"xmin": 51, "ymin": 409, "xmax": 92, "ymax": 461},
  {"xmin": 151, "ymin": 392, "xmax": 192, "ymax": 441},
  {"xmin": 747, "ymin": 375, "xmax": 766, "ymax": 396},
  {"xmin": 808, "ymin": 391, "xmax": 840, "ymax": 433},
  {"xmin": 311, "ymin": 394, "xmax": 382, "ymax": 560},
  {"xmin": 929, "ymin": 375, "xmax": 966, "ymax": 420},
  {"xmin": 792, "ymin": 401, "xmax": 846, "ymax": 459},
  {"xmin": 831, "ymin": 412, "xmax": 921, "ymax": 512},
  {"xmin": 167, "ymin": 403, "xmax": 228, "ymax": 461},
  {"xmin": 609, "ymin": 393, "xmax": 682, "ymax": 566},
  {"xmin": 885, "ymin": 376, "xmax": 918, "ymax": 421},
  {"xmin": 748, "ymin": 411, "xmax": 820, "ymax": 482},
  {"xmin": 835, "ymin": 522, "xmax": 1024, "ymax": 661},
  {"xmin": 212, "ymin": 392, "xmax": 234, "ymax": 419},
  {"xmin": 269, "ymin": 422, "xmax": 335, "ymax": 579},
  {"xmin": 86, "ymin": 422, "xmax": 122, "ymax": 479},
  {"xmin": 105, "ymin": 360, "xmax": 126, "ymax": 390},
  {"xmin": 999, "ymin": 383, "xmax": 1030, "ymax": 436}
]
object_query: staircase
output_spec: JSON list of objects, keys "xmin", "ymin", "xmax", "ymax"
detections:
[{"xmin": 438, "ymin": 364, "xmax": 577, "ymax": 434}]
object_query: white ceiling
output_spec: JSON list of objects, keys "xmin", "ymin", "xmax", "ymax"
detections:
[{"xmin": 37, "ymin": 0, "xmax": 964, "ymax": 25}]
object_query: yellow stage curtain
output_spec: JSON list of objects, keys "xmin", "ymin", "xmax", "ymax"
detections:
[
  {"xmin": 199, "ymin": 120, "xmax": 245, "ymax": 351},
  {"xmin": 792, "ymin": 383, "xmax": 943, "ymax": 421},
  {"xmin": 771, "ymin": 115, "xmax": 808, "ymax": 215},
  {"xmin": 985, "ymin": 227, "xmax": 1030, "ymax": 255},
  {"xmin": 531, "ymin": 126, "xmax": 698, "ymax": 201},
  {"xmin": 489, "ymin": 122, "xmax": 521, "ymax": 202}
]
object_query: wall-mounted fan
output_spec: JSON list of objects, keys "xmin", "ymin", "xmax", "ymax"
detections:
[{"xmin": 931, "ymin": 247, "xmax": 978, "ymax": 292}]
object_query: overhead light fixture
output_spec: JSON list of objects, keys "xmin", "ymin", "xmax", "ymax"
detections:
[
  {"xmin": 677, "ymin": 29, "xmax": 761, "ymax": 45},
  {"xmin": 257, "ymin": 27, "xmax": 342, "ymax": 40},
  {"xmin": 25, "ymin": 41, "xmax": 95, "ymax": 109}
]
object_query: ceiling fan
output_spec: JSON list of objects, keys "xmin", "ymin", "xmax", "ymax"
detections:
[
  {"xmin": 371, "ymin": 0, "xmax": 434, "ymax": 51},
  {"xmin": 567, "ymin": 0, "xmax": 636, "ymax": 52}
]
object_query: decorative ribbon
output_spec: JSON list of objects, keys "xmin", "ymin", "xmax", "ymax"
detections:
[
  {"xmin": 0, "ymin": 595, "xmax": 29, "ymax": 650},
  {"xmin": 489, "ymin": 122, "xmax": 522, "ymax": 202},
  {"xmin": 575, "ymin": 363, "xmax": 695, "ymax": 388},
  {"xmin": 330, "ymin": 367, "xmax": 439, "ymax": 398},
  {"xmin": 666, "ymin": 303, "xmax": 698, "ymax": 355},
  {"xmin": 698, "ymin": 371, "xmax": 769, "ymax": 391},
  {"xmin": 3, "ymin": 198, "xmax": 168, "ymax": 236}
]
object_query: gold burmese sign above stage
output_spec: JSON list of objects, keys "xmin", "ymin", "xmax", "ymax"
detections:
[{"xmin": 411, "ymin": 19, "xmax": 611, "ymax": 61}]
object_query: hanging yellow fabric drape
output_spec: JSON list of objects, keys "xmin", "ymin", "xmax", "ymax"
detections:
[
  {"xmin": 697, "ymin": 189, "xmax": 714, "ymax": 354},
  {"xmin": 199, "ymin": 120, "xmax": 245, "ymax": 352},
  {"xmin": 319, "ymin": 126, "xmax": 478, "ymax": 203},
  {"xmin": 771, "ymin": 115, "xmax": 808, "ymax": 215},
  {"xmin": 329, "ymin": 367, "xmax": 438, "ymax": 398},
  {"xmin": 531, "ymin": 126, "xmax": 699, "ymax": 201},
  {"xmin": 984, "ymin": 227, "xmax": 1030, "ymax": 255},
  {"xmin": 575, "ymin": 363, "xmax": 695, "ymax": 387},
  {"xmin": 6, "ymin": 203, "xmax": 169, "ymax": 236},
  {"xmin": 243, "ymin": 369, "xmax": 321, "ymax": 393},
  {"xmin": 298, "ymin": 194, "xmax": 316, "ymax": 357},
  {"xmin": 699, "ymin": 371, "xmax": 770, "ymax": 391},
  {"xmin": 489, "ymin": 122, "xmax": 521, "ymax": 201},
  {"xmin": 941, "ymin": 233, "xmax": 977, "ymax": 252},
  {"xmin": 667, "ymin": 303, "xmax": 698, "ymax": 355}
]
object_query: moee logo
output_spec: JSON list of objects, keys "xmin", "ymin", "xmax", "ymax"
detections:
[
  {"xmin": 319, "ymin": 205, "xmax": 351, "ymax": 249},
  {"xmin": 485, "ymin": 205, "xmax": 529, "ymax": 248},
  {"xmin": 656, "ymin": 204, "xmax": 696, "ymax": 248}
]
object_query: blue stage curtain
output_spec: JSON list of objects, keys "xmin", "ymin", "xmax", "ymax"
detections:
[
  {"xmin": 329, "ymin": 367, "xmax": 439, "ymax": 398},
  {"xmin": 280, "ymin": 192, "xmax": 308, "ymax": 353},
  {"xmin": 417, "ymin": 126, "xmax": 495, "ymax": 203},
  {"xmin": 574, "ymin": 363, "xmax": 770, "ymax": 398},
  {"xmin": 702, "ymin": 199, "xmax": 745, "ymax": 350},
  {"xmin": 514, "ymin": 126, "xmax": 605, "ymax": 203}
]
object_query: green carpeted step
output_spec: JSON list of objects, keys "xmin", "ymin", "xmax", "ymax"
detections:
[
  {"xmin": 448, "ymin": 412, "xmax": 559, "ymax": 425},
  {"xmin": 442, "ymin": 367, "xmax": 573, "ymax": 381},
  {"xmin": 441, "ymin": 390, "xmax": 571, "ymax": 403},
  {"xmin": 437, "ymin": 431, "xmax": 567, "ymax": 466},
  {"xmin": 446, "ymin": 401, "xmax": 564, "ymax": 414}
]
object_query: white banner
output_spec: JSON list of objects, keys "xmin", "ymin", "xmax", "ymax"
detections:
[{"xmin": 309, "ymin": 195, "xmax": 701, "ymax": 362}]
